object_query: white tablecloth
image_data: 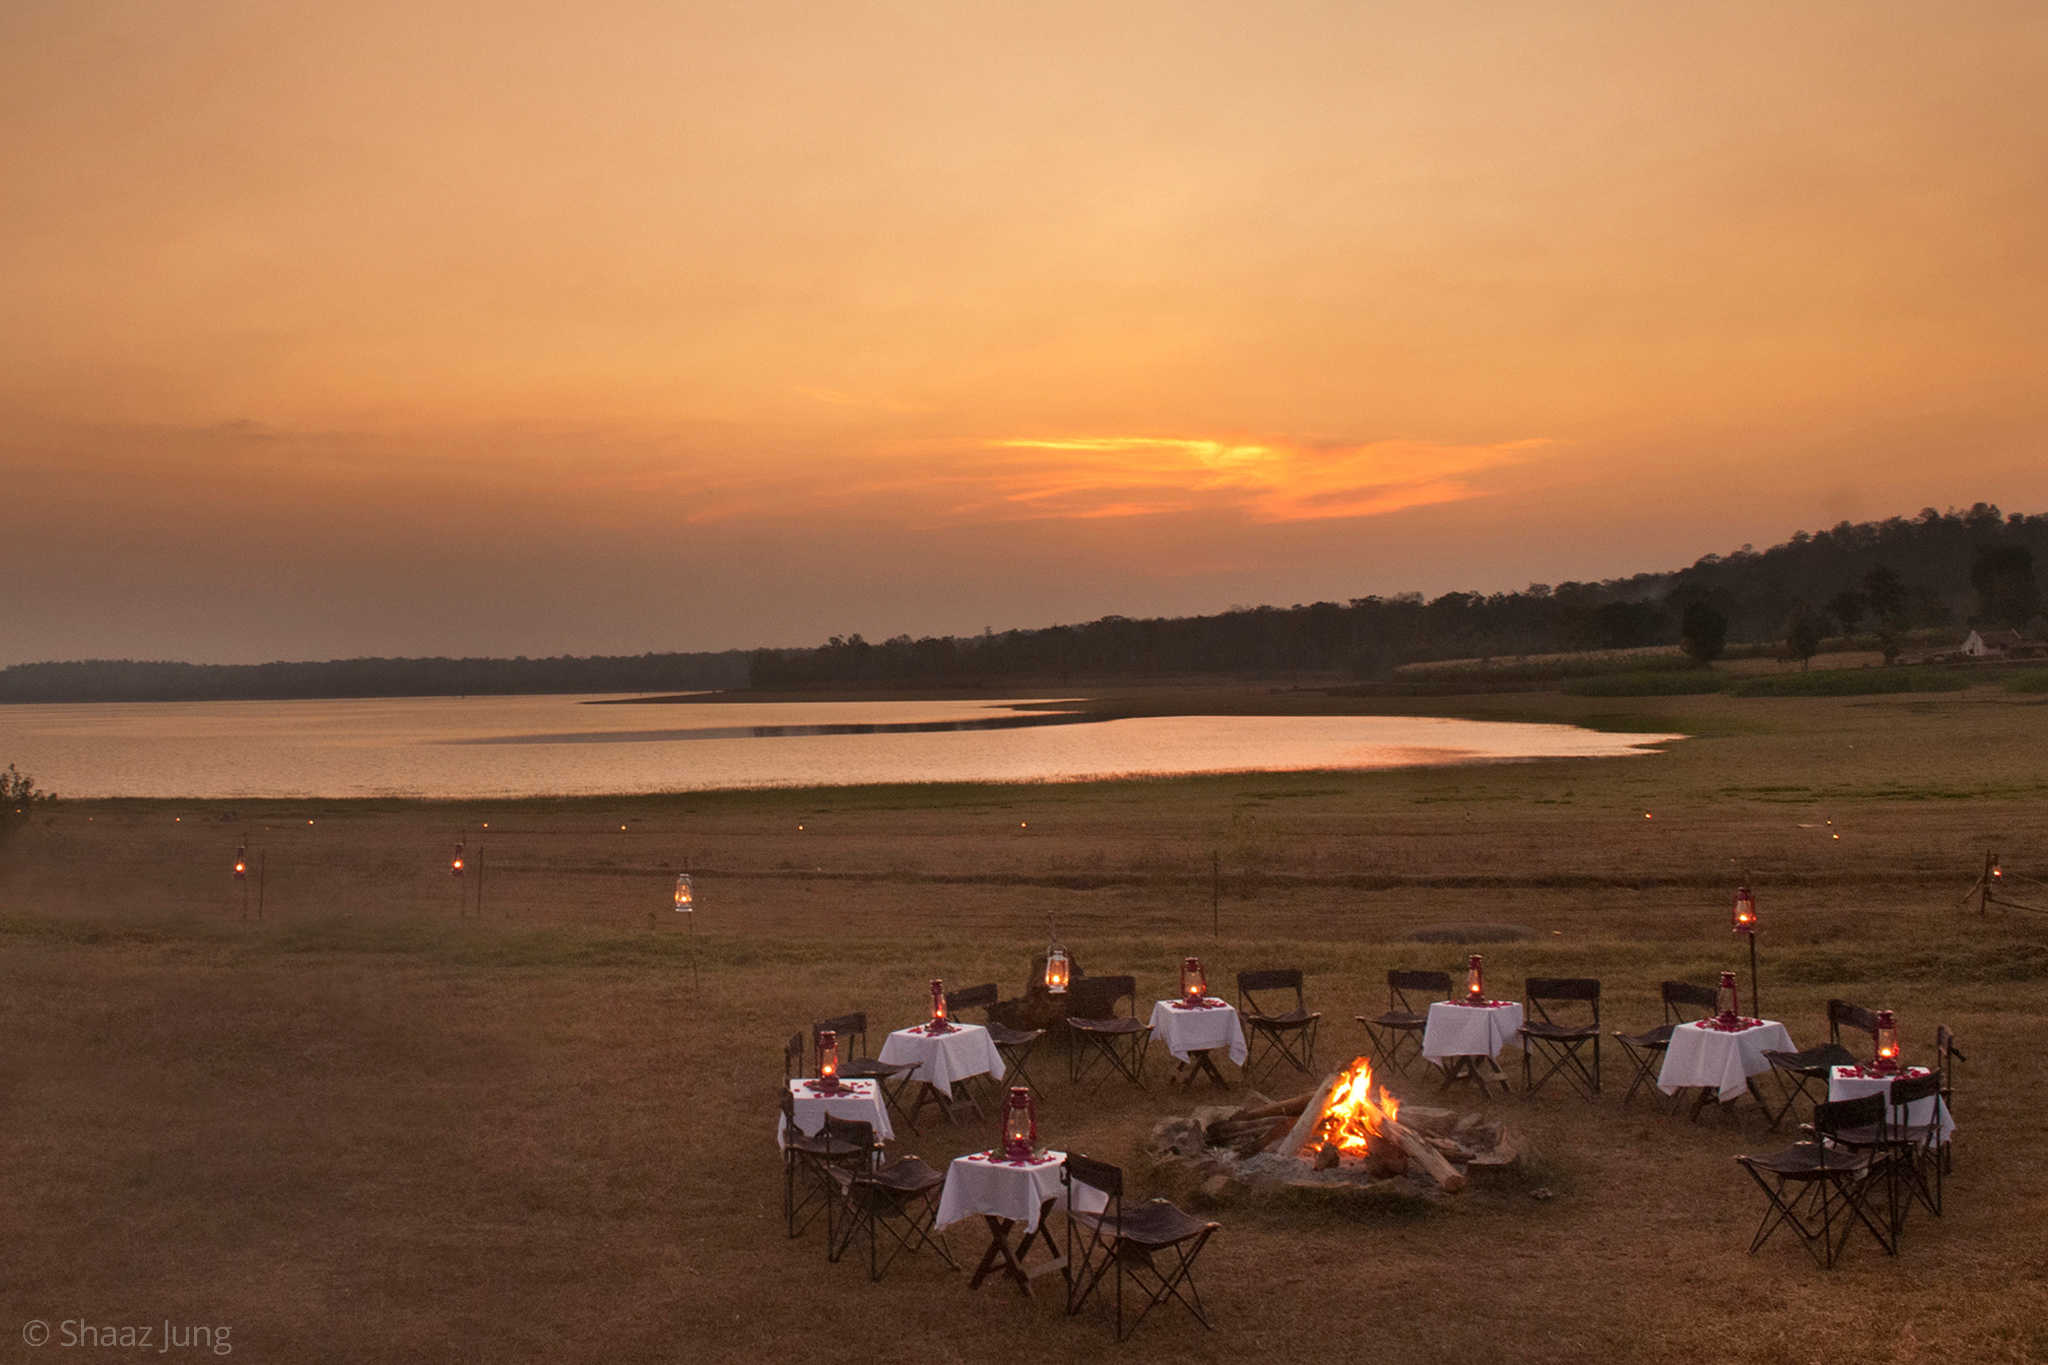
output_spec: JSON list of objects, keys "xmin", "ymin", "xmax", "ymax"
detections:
[
  {"xmin": 1147, "ymin": 999, "xmax": 1249, "ymax": 1066},
  {"xmin": 935, "ymin": 1150, "xmax": 1107, "ymax": 1232},
  {"xmin": 777, "ymin": 1077, "xmax": 893, "ymax": 1149},
  {"xmin": 1657, "ymin": 1019, "xmax": 1794, "ymax": 1102},
  {"xmin": 1421, "ymin": 1001, "xmax": 1525, "ymax": 1063},
  {"xmin": 1828, "ymin": 1066, "xmax": 1956, "ymax": 1143},
  {"xmin": 878, "ymin": 1022, "xmax": 1005, "ymax": 1091}
]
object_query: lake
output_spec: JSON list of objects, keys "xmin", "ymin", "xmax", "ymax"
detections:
[{"xmin": 0, "ymin": 695, "xmax": 1682, "ymax": 799}]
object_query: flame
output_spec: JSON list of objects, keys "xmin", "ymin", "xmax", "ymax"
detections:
[{"xmin": 1306, "ymin": 1056, "xmax": 1400, "ymax": 1156}]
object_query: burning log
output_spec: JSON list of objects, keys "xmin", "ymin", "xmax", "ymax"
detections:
[
  {"xmin": 1386, "ymin": 1118, "xmax": 1466, "ymax": 1193},
  {"xmin": 1228, "ymin": 1090, "xmax": 1318, "ymax": 1123}
]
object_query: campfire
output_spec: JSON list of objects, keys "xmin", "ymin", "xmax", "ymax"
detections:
[{"xmin": 1146, "ymin": 1056, "xmax": 1521, "ymax": 1203}]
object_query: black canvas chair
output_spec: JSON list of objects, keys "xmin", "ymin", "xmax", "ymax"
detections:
[
  {"xmin": 1759, "ymin": 998, "xmax": 1872, "ymax": 1131},
  {"xmin": 1820, "ymin": 1071, "xmax": 1946, "ymax": 1236},
  {"xmin": 946, "ymin": 981, "xmax": 1045, "ymax": 1094},
  {"xmin": 1735, "ymin": 1093, "xmax": 1895, "ymax": 1268},
  {"xmin": 813, "ymin": 1012, "xmax": 919, "ymax": 1132},
  {"xmin": 1062, "ymin": 1154, "xmax": 1218, "ymax": 1340},
  {"xmin": 1066, "ymin": 975, "xmax": 1152, "ymax": 1091},
  {"xmin": 778, "ymin": 1089, "xmax": 869, "ymax": 1243},
  {"xmin": 1357, "ymin": 970, "xmax": 1449, "ymax": 1077},
  {"xmin": 1934, "ymin": 1024, "xmax": 1964, "ymax": 1173},
  {"xmin": 1520, "ymin": 978, "xmax": 1602, "ymax": 1099},
  {"xmin": 822, "ymin": 1114, "xmax": 955, "ymax": 1282},
  {"xmin": 1236, "ymin": 968, "xmax": 1322, "ymax": 1085},
  {"xmin": 784, "ymin": 1030, "xmax": 806, "ymax": 1082},
  {"xmin": 1612, "ymin": 980, "xmax": 1718, "ymax": 1108}
]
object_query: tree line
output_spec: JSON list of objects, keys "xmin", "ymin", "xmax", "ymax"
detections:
[{"xmin": 750, "ymin": 504, "xmax": 2048, "ymax": 688}]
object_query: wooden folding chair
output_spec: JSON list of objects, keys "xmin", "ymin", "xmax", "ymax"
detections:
[
  {"xmin": 1612, "ymin": 980, "xmax": 1717, "ymax": 1108},
  {"xmin": 1759, "ymin": 998, "xmax": 1870, "ymax": 1130},
  {"xmin": 1066, "ymin": 975, "xmax": 1151, "ymax": 1091},
  {"xmin": 1236, "ymin": 968, "xmax": 1322, "ymax": 1086},
  {"xmin": 1357, "ymin": 970, "xmax": 1448, "ymax": 1077},
  {"xmin": 822, "ymin": 1115, "xmax": 956, "ymax": 1282},
  {"xmin": 1520, "ymin": 977, "xmax": 1602, "ymax": 1099},
  {"xmin": 779, "ymin": 1089, "xmax": 869, "ymax": 1243},
  {"xmin": 1063, "ymin": 1153, "xmax": 1218, "ymax": 1341},
  {"xmin": 1735, "ymin": 1093, "xmax": 1895, "ymax": 1268}
]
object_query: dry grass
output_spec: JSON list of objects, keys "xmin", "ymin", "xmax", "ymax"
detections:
[{"xmin": 3, "ymin": 685, "xmax": 2047, "ymax": 1363}]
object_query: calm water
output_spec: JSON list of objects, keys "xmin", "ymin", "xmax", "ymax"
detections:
[{"xmin": 0, "ymin": 695, "xmax": 1681, "ymax": 799}]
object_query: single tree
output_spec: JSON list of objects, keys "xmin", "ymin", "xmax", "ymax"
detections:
[
  {"xmin": 1783, "ymin": 603, "xmax": 1824, "ymax": 671},
  {"xmin": 1679, "ymin": 601, "xmax": 1728, "ymax": 665}
]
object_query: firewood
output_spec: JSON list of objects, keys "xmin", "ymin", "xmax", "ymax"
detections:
[
  {"xmin": 1387, "ymin": 1117, "xmax": 1467, "ymax": 1193},
  {"xmin": 1270, "ymin": 1075, "xmax": 1343, "ymax": 1154},
  {"xmin": 1230, "ymin": 1090, "xmax": 1318, "ymax": 1123}
]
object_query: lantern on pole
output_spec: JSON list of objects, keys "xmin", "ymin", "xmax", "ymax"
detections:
[
  {"xmin": 673, "ymin": 873, "xmax": 694, "ymax": 913},
  {"xmin": 1043, "ymin": 917, "xmax": 1071, "ymax": 995},
  {"xmin": 1001, "ymin": 1086, "xmax": 1039, "ymax": 1161},
  {"xmin": 451, "ymin": 841, "xmax": 465, "ymax": 877},
  {"xmin": 1873, "ymin": 1009, "xmax": 1900, "ymax": 1074},
  {"xmin": 1181, "ymin": 956, "xmax": 1208, "ymax": 1005},
  {"xmin": 816, "ymin": 1029, "xmax": 840, "ymax": 1091},
  {"xmin": 233, "ymin": 844, "xmax": 248, "ymax": 880},
  {"xmin": 1466, "ymin": 954, "xmax": 1485, "ymax": 1004},
  {"xmin": 1716, "ymin": 970, "xmax": 1740, "ymax": 1025},
  {"xmin": 1731, "ymin": 885, "xmax": 1761, "ymax": 1018}
]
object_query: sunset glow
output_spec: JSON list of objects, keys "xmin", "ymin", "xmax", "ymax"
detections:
[{"xmin": 2, "ymin": 0, "xmax": 2043, "ymax": 663}]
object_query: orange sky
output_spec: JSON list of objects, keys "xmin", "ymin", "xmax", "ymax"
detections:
[{"xmin": 3, "ymin": 0, "xmax": 2044, "ymax": 664}]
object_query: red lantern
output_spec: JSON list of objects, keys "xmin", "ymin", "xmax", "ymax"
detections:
[
  {"xmin": 1732, "ymin": 886, "xmax": 1757, "ymax": 934},
  {"xmin": 451, "ymin": 840, "xmax": 465, "ymax": 877},
  {"xmin": 1873, "ymin": 1009, "xmax": 1900, "ymax": 1074},
  {"xmin": 1466, "ymin": 954, "xmax": 1485, "ymax": 1004},
  {"xmin": 1181, "ymin": 956, "xmax": 1207, "ymax": 1005},
  {"xmin": 929, "ymin": 978, "xmax": 950, "ymax": 1032},
  {"xmin": 816, "ymin": 1029, "xmax": 840, "ymax": 1091},
  {"xmin": 1001, "ymin": 1086, "xmax": 1038, "ymax": 1160},
  {"xmin": 1717, "ymin": 970, "xmax": 1740, "ymax": 1024}
]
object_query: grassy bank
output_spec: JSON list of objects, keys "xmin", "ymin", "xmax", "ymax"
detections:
[{"xmin": 3, "ymin": 686, "xmax": 2046, "ymax": 1363}]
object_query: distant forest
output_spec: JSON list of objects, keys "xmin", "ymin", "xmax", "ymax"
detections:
[
  {"xmin": 0, "ymin": 651, "xmax": 751, "ymax": 705},
  {"xmin": 7, "ymin": 504, "xmax": 2043, "ymax": 703},
  {"xmin": 748, "ymin": 503, "xmax": 2048, "ymax": 689}
]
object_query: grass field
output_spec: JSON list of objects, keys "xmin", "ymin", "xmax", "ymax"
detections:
[{"xmin": 3, "ymin": 685, "xmax": 2047, "ymax": 1363}]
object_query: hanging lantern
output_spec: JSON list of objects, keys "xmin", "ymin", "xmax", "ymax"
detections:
[
  {"xmin": 1873, "ymin": 1009, "xmax": 1900, "ymax": 1073},
  {"xmin": 1717, "ymin": 970, "xmax": 1740, "ymax": 1024},
  {"xmin": 1466, "ymin": 954, "xmax": 1485, "ymax": 1004},
  {"xmin": 929, "ymin": 978, "xmax": 949, "ymax": 1031},
  {"xmin": 1001, "ymin": 1086, "xmax": 1039, "ymax": 1161},
  {"xmin": 816, "ymin": 1029, "xmax": 840, "ymax": 1091},
  {"xmin": 1044, "ymin": 916, "xmax": 1071, "ymax": 995},
  {"xmin": 1732, "ymin": 886, "xmax": 1757, "ymax": 934},
  {"xmin": 451, "ymin": 841, "xmax": 465, "ymax": 877},
  {"xmin": 1181, "ymin": 956, "xmax": 1208, "ymax": 1005},
  {"xmin": 233, "ymin": 845, "xmax": 247, "ymax": 880},
  {"xmin": 673, "ymin": 873, "xmax": 694, "ymax": 913}
]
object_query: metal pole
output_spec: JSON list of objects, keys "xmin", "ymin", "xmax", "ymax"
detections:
[
  {"xmin": 690, "ymin": 909, "xmax": 700, "ymax": 993},
  {"xmin": 1211, "ymin": 851, "xmax": 1220, "ymax": 939},
  {"xmin": 1747, "ymin": 930, "xmax": 1760, "ymax": 1020},
  {"xmin": 1980, "ymin": 850, "xmax": 1995, "ymax": 915},
  {"xmin": 476, "ymin": 843, "xmax": 485, "ymax": 919},
  {"xmin": 257, "ymin": 852, "xmax": 266, "ymax": 920}
]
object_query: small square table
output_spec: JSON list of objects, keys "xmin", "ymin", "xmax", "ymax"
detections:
[
  {"xmin": 878, "ymin": 1022, "xmax": 1005, "ymax": 1126},
  {"xmin": 1657, "ymin": 1018, "xmax": 1794, "ymax": 1121},
  {"xmin": 1147, "ymin": 998, "xmax": 1247, "ymax": 1089},
  {"xmin": 778, "ymin": 1077, "xmax": 894, "ymax": 1149},
  {"xmin": 935, "ymin": 1150, "xmax": 1106, "ymax": 1295},
  {"xmin": 1421, "ymin": 1000, "xmax": 1523, "ymax": 1096},
  {"xmin": 1828, "ymin": 1065, "xmax": 1956, "ymax": 1144}
]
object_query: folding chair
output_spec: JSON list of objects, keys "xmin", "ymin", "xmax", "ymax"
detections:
[
  {"xmin": 1520, "ymin": 978, "xmax": 1602, "ymax": 1099},
  {"xmin": 1063, "ymin": 1153, "xmax": 1218, "ymax": 1341},
  {"xmin": 822, "ymin": 1115, "xmax": 956, "ymax": 1282},
  {"xmin": 1822, "ymin": 1071, "xmax": 1946, "ymax": 1237},
  {"xmin": 1735, "ymin": 1093, "xmax": 1895, "ymax": 1268},
  {"xmin": 1612, "ymin": 980, "xmax": 1717, "ymax": 1108},
  {"xmin": 813, "ymin": 1012, "xmax": 918, "ymax": 1132},
  {"xmin": 1066, "ymin": 975, "xmax": 1152, "ymax": 1091},
  {"xmin": 1236, "ymin": 968, "xmax": 1322, "ymax": 1086},
  {"xmin": 784, "ymin": 1030, "xmax": 806, "ymax": 1082},
  {"xmin": 946, "ymin": 982, "xmax": 1045, "ymax": 1095},
  {"xmin": 1357, "ymin": 970, "xmax": 1448, "ymax": 1078},
  {"xmin": 1759, "ymin": 998, "xmax": 1870, "ymax": 1131},
  {"xmin": 779, "ymin": 1090, "xmax": 868, "ymax": 1242},
  {"xmin": 1934, "ymin": 1024, "xmax": 1964, "ymax": 1172}
]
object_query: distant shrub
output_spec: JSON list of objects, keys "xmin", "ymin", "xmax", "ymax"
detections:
[
  {"xmin": 1731, "ymin": 668, "xmax": 1971, "ymax": 697},
  {"xmin": 2005, "ymin": 670, "xmax": 2048, "ymax": 694},
  {"xmin": 1564, "ymin": 671, "xmax": 1730, "ymax": 697}
]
